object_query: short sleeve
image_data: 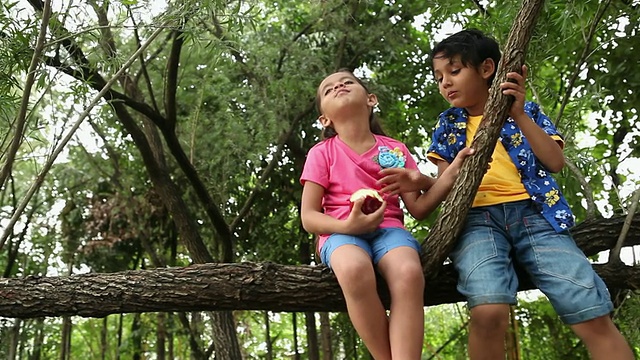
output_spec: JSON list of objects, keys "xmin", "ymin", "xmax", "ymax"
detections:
[
  {"xmin": 426, "ymin": 113, "xmax": 455, "ymax": 164},
  {"xmin": 300, "ymin": 145, "xmax": 329, "ymax": 189}
]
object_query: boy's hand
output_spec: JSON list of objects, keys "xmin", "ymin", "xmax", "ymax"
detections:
[
  {"xmin": 440, "ymin": 147, "xmax": 475, "ymax": 183},
  {"xmin": 500, "ymin": 65, "xmax": 528, "ymax": 121},
  {"xmin": 377, "ymin": 168, "xmax": 432, "ymax": 195},
  {"xmin": 345, "ymin": 198, "xmax": 387, "ymax": 234}
]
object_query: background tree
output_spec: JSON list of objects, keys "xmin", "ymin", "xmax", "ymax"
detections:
[{"xmin": 0, "ymin": 0, "xmax": 638, "ymax": 358}]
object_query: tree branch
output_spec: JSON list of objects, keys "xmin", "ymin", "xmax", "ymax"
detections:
[{"xmin": 0, "ymin": 214, "xmax": 637, "ymax": 318}]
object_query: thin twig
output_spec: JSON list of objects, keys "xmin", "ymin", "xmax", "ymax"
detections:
[
  {"xmin": 0, "ymin": 0, "xmax": 52, "ymax": 191},
  {"xmin": 609, "ymin": 189, "xmax": 640, "ymax": 264},
  {"xmin": 0, "ymin": 21, "xmax": 169, "ymax": 251}
]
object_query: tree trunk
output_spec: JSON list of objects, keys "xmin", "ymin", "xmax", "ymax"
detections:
[
  {"xmin": 264, "ymin": 311, "xmax": 273, "ymax": 360},
  {"xmin": 59, "ymin": 316, "xmax": 72, "ymax": 360},
  {"xmin": 319, "ymin": 312, "xmax": 333, "ymax": 360},
  {"xmin": 292, "ymin": 312, "xmax": 300, "ymax": 360},
  {"xmin": 8, "ymin": 318, "xmax": 21, "ymax": 360},
  {"xmin": 101, "ymin": 317, "xmax": 108, "ymax": 360},
  {"xmin": 422, "ymin": 0, "xmax": 546, "ymax": 278},
  {"xmin": 157, "ymin": 312, "xmax": 166, "ymax": 360},
  {"xmin": 305, "ymin": 312, "xmax": 320, "ymax": 360}
]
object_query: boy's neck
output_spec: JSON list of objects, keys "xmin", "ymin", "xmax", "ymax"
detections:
[{"xmin": 464, "ymin": 92, "xmax": 489, "ymax": 116}]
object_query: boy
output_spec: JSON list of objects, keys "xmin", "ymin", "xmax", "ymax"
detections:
[{"xmin": 382, "ymin": 29, "xmax": 633, "ymax": 359}]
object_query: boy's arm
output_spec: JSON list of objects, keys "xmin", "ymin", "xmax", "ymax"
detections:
[
  {"xmin": 401, "ymin": 148, "xmax": 474, "ymax": 220},
  {"xmin": 501, "ymin": 66, "xmax": 565, "ymax": 172},
  {"xmin": 300, "ymin": 181, "xmax": 386, "ymax": 235}
]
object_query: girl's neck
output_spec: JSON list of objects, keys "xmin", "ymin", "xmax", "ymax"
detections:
[{"xmin": 336, "ymin": 125, "xmax": 376, "ymax": 155}]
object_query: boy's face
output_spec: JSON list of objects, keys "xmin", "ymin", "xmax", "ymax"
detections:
[{"xmin": 432, "ymin": 53, "xmax": 494, "ymax": 116}]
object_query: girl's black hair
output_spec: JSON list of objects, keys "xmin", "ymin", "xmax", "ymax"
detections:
[
  {"xmin": 430, "ymin": 29, "xmax": 502, "ymax": 86},
  {"xmin": 316, "ymin": 68, "xmax": 386, "ymax": 139}
]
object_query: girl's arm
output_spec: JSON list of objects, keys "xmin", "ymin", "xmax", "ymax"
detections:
[{"xmin": 301, "ymin": 181, "xmax": 386, "ymax": 235}]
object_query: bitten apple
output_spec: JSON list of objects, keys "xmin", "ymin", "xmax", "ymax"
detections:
[{"xmin": 349, "ymin": 189, "xmax": 383, "ymax": 215}]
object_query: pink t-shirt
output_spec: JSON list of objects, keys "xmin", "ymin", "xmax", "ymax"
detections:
[{"xmin": 300, "ymin": 134, "xmax": 419, "ymax": 251}]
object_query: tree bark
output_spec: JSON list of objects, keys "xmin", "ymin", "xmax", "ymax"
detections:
[
  {"xmin": 0, "ymin": 215, "xmax": 637, "ymax": 318},
  {"xmin": 421, "ymin": 0, "xmax": 545, "ymax": 278}
]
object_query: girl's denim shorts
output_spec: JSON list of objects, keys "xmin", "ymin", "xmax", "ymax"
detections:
[{"xmin": 320, "ymin": 227, "xmax": 420, "ymax": 268}]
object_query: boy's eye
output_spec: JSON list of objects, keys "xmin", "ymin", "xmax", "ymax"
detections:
[
  {"xmin": 324, "ymin": 88, "xmax": 333, "ymax": 95},
  {"xmin": 436, "ymin": 77, "xmax": 443, "ymax": 83},
  {"xmin": 451, "ymin": 69, "xmax": 460, "ymax": 74},
  {"xmin": 344, "ymin": 80, "xmax": 354, "ymax": 85}
]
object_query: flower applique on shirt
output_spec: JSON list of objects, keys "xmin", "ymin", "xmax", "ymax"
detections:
[{"xmin": 374, "ymin": 146, "xmax": 406, "ymax": 169}]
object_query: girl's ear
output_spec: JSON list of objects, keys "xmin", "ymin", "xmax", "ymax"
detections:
[
  {"xmin": 318, "ymin": 115, "xmax": 332, "ymax": 128},
  {"xmin": 480, "ymin": 58, "xmax": 496, "ymax": 80},
  {"xmin": 367, "ymin": 93, "xmax": 378, "ymax": 107}
]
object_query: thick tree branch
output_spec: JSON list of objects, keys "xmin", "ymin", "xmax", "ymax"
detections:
[{"xmin": 0, "ymin": 215, "xmax": 637, "ymax": 318}]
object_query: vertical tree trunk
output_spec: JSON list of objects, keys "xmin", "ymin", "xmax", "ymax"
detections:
[
  {"xmin": 132, "ymin": 313, "xmax": 142, "ymax": 360},
  {"xmin": 264, "ymin": 311, "xmax": 273, "ymax": 360},
  {"xmin": 319, "ymin": 313, "xmax": 333, "ymax": 360},
  {"xmin": 117, "ymin": 314, "xmax": 123, "ymax": 360},
  {"xmin": 8, "ymin": 318, "xmax": 21, "ymax": 360},
  {"xmin": 101, "ymin": 317, "xmax": 108, "ymax": 360},
  {"xmin": 59, "ymin": 316, "xmax": 72, "ymax": 360},
  {"xmin": 157, "ymin": 312, "xmax": 167, "ymax": 360},
  {"xmin": 505, "ymin": 306, "xmax": 521, "ymax": 360},
  {"xmin": 292, "ymin": 312, "xmax": 300, "ymax": 360},
  {"xmin": 168, "ymin": 313, "xmax": 175, "ymax": 360},
  {"xmin": 305, "ymin": 312, "xmax": 320, "ymax": 360},
  {"xmin": 29, "ymin": 318, "xmax": 45, "ymax": 360}
]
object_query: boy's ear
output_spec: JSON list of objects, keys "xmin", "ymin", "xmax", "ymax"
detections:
[{"xmin": 480, "ymin": 58, "xmax": 496, "ymax": 80}]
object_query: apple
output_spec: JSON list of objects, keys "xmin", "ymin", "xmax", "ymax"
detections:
[{"xmin": 349, "ymin": 189, "xmax": 383, "ymax": 215}]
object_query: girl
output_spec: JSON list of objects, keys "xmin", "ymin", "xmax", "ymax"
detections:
[{"xmin": 300, "ymin": 69, "xmax": 472, "ymax": 359}]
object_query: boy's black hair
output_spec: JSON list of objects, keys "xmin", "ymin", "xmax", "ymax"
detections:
[{"xmin": 430, "ymin": 29, "xmax": 502, "ymax": 86}]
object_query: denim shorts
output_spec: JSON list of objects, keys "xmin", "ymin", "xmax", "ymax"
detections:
[
  {"xmin": 320, "ymin": 227, "xmax": 421, "ymax": 268},
  {"xmin": 450, "ymin": 199, "xmax": 613, "ymax": 325}
]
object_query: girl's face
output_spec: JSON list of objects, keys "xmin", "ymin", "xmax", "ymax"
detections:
[{"xmin": 316, "ymin": 72, "xmax": 376, "ymax": 121}]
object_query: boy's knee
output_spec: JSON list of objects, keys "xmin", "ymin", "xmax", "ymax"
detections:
[{"xmin": 470, "ymin": 304, "xmax": 510, "ymax": 332}]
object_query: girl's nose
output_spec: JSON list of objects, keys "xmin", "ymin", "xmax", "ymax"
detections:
[{"xmin": 333, "ymin": 82, "xmax": 346, "ymax": 90}]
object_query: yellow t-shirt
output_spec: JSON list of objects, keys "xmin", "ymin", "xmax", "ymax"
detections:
[{"xmin": 429, "ymin": 115, "xmax": 562, "ymax": 207}]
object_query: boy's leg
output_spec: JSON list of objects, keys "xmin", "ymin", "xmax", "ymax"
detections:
[
  {"xmin": 511, "ymin": 201, "xmax": 634, "ymax": 360},
  {"xmin": 571, "ymin": 315, "xmax": 635, "ymax": 360},
  {"xmin": 375, "ymin": 229, "xmax": 425, "ymax": 360},
  {"xmin": 468, "ymin": 304, "xmax": 511, "ymax": 360},
  {"xmin": 449, "ymin": 205, "xmax": 519, "ymax": 360},
  {"xmin": 323, "ymin": 235, "xmax": 391, "ymax": 360}
]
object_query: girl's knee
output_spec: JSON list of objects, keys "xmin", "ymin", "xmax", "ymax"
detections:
[{"xmin": 333, "ymin": 260, "xmax": 376, "ymax": 294}]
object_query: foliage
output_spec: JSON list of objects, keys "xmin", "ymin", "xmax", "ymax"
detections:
[{"xmin": 0, "ymin": 0, "xmax": 638, "ymax": 358}]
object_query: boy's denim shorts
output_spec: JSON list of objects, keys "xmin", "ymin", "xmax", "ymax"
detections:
[
  {"xmin": 450, "ymin": 199, "xmax": 613, "ymax": 325},
  {"xmin": 320, "ymin": 227, "xmax": 421, "ymax": 268}
]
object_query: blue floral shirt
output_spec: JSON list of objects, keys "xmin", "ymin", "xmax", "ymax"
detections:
[{"xmin": 427, "ymin": 101, "xmax": 575, "ymax": 233}]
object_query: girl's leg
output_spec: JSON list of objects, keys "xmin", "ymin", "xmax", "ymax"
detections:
[
  {"xmin": 330, "ymin": 244, "xmax": 391, "ymax": 360},
  {"xmin": 377, "ymin": 246, "xmax": 425, "ymax": 359}
]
